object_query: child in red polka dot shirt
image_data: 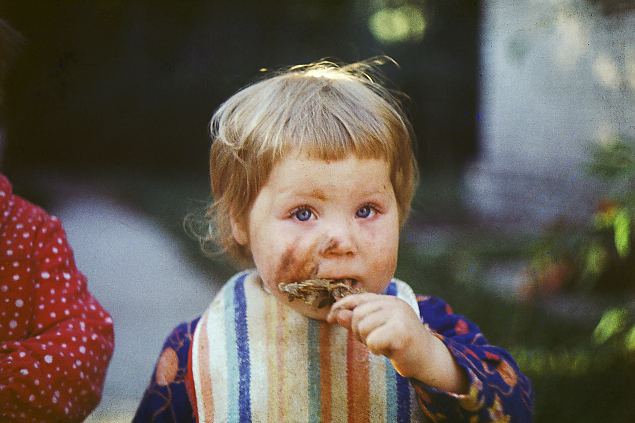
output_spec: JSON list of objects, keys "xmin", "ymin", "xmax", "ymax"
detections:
[{"xmin": 0, "ymin": 174, "xmax": 115, "ymax": 422}]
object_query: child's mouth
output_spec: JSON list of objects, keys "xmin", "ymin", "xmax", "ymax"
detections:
[{"xmin": 278, "ymin": 278, "xmax": 364, "ymax": 309}]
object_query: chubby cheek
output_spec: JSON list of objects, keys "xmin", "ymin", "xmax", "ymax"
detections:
[
  {"xmin": 254, "ymin": 234, "xmax": 320, "ymax": 292},
  {"xmin": 363, "ymin": 223, "xmax": 399, "ymax": 293},
  {"xmin": 366, "ymin": 247, "xmax": 398, "ymax": 293}
]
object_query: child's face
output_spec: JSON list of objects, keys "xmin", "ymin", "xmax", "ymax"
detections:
[{"xmin": 232, "ymin": 151, "xmax": 400, "ymax": 320}]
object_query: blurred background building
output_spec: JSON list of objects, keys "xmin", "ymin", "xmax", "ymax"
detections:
[
  {"xmin": 467, "ymin": 0, "xmax": 635, "ymax": 227},
  {"xmin": 1, "ymin": 0, "xmax": 634, "ymax": 421}
]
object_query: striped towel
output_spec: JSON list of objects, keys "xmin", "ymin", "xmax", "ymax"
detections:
[{"xmin": 191, "ymin": 270, "xmax": 426, "ymax": 422}]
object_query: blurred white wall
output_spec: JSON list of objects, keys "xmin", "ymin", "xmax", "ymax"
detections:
[
  {"xmin": 466, "ymin": 0, "xmax": 635, "ymax": 227},
  {"xmin": 46, "ymin": 185, "xmax": 219, "ymax": 421}
]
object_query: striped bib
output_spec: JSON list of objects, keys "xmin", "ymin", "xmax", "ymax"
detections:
[{"xmin": 191, "ymin": 270, "xmax": 426, "ymax": 422}]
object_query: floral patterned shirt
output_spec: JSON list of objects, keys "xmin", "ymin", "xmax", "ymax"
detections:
[{"xmin": 135, "ymin": 294, "xmax": 533, "ymax": 422}]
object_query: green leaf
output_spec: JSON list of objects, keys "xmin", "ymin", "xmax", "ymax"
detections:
[
  {"xmin": 594, "ymin": 210, "xmax": 615, "ymax": 229},
  {"xmin": 583, "ymin": 241, "xmax": 607, "ymax": 276},
  {"xmin": 613, "ymin": 209, "xmax": 631, "ymax": 258},
  {"xmin": 588, "ymin": 138, "xmax": 635, "ymax": 180},
  {"xmin": 625, "ymin": 325, "xmax": 635, "ymax": 351},
  {"xmin": 593, "ymin": 307, "xmax": 628, "ymax": 345}
]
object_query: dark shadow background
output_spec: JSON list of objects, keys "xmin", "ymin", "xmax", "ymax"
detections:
[{"xmin": 1, "ymin": 0, "xmax": 480, "ymax": 178}]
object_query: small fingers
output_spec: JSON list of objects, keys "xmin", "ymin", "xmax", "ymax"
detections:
[
  {"xmin": 333, "ymin": 309, "xmax": 353, "ymax": 329},
  {"xmin": 349, "ymin": 301, "xmax": 385, "ymax": 341},
  {"xmin": 355, "ymin": 310, "xmax": 388, "ymax": 344},
  {"xmin": 327, "ymin": 293, "xmax": 382, "ymax": 323},
  {"xmin": 364, "ymin": 326, "xmax": 395, "ymax": 357}
]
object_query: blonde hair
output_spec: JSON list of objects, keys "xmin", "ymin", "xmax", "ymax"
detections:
[{"xmin": 195, "ymin": 58, "xmax": 418, "ymax": 265}]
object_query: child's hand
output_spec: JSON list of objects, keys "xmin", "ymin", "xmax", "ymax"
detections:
[
  {"xmin": 326, "ymin": 293, "xmax": 468, "ymax": 394},
  {"xmin": 326, "ymin": 293, "xmax": 429, "ymax": 377}
]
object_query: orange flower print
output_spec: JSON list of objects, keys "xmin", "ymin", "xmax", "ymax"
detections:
[
  {"xmin": 455, "ymin": 319, "xmax": 469, "ymax": 335},
  {"xmin": 497, "ymin": 360, "xmax": 518, "ymax": 388},
  {"xmin": 155, "ymin": 347, "xmax": 179, "ymax": 386}
]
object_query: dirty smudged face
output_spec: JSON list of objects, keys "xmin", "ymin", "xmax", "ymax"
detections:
[{"xmin": 231, "ymin": 152, "xmax": 400, "ymax": 320}]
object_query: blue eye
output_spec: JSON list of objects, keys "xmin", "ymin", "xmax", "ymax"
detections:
[
  {"xmin": 294, "ymin": 208, "xmax": 313, "ymax": 221},
  {"xmin": 356, "ymin": 205, "xmax": 373, "ymax": 218}
]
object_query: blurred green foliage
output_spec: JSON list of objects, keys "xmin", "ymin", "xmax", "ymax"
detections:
[
  {"xmin": 368, "ymin": 2, "xmax": 426, "ymax": 44},
  {"xmin": 526, "ymin": 137, "xmax": 635, "ymax": 294}
]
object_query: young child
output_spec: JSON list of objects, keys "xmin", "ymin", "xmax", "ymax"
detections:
[{"xmin": 135, "ymin": 60, "xmax": 533, "ymax": 422}]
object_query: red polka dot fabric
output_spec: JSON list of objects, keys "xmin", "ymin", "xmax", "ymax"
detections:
[{"xmin": 0, "ymin": 175, "xmax": 115, "ymax": 422}]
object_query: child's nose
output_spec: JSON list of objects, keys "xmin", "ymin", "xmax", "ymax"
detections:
[{"xmin": 318, "ymin": 222, "xmax": 357, "ymax": 257}]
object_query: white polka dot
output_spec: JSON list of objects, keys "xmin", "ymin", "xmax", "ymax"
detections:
[
  {"xmin": 50, "ymin": 312, "xmax": 56, "ymax": 318},
  {"xmin": 41, "ymin": 271, "xmax": 50, "ymax": 279},
  {"xmin": 79, "ymin": 346, "xmax": 86, "ymax": 354},
  {"xmin": 9, "ymin": 320, "xmax": 17, "ymax": 329},
  {"xmin": 6, "ymin": 249, "xmax": 12, "ymax": 256},
  {"xmin": 44, "ymin": 355, "xmax": 53, "ymax": 364},
  {"xmin": 52, "ymin": 247, "xmax": 58, "ymax": 254},
  {"xmin": 19, "ymin": 352, "xmax": 26, "ymax": 358},
  {"xmin": 15, "ymin": 299, "xmax": 23, "ymax": 308},
  {"xmin": 20, "ymin": 369, "xmax": 28, "ymax": 376},
  {"xmin": 22, "ymin": 232, "xmax": 29, "ymax": 239},
  {"xmin": 12, "ymin": 274, "xmax": 19, "ymax": 281},
  {"xmin": 62, "ymin": 272, "xmax": 71, "ymax": 280},
  {"xmin": 1, "ymin": 285, "xmax": 7, "ymax": 292},
  {"xmin": 29, "ymin": 394, "xmax": 35, "ymax": 402}
]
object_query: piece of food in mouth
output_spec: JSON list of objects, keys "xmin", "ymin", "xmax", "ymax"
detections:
[{"xmin": 278, "ymin": 278, "xmax": 365, "ymax": 309}]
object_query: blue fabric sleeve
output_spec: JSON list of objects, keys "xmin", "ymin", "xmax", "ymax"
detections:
[
  {"xmin": 133, "ymin": 318, "xmax": 200, "ymax": 423},
  {"xmin": 411, "ymin": 295, "xmax": 534, "ymax": 422}
]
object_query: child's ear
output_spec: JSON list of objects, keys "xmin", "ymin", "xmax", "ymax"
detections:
[{"xmin": 230, "ymin": 216, "xmax": 248, "ymax": 246}]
